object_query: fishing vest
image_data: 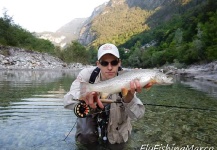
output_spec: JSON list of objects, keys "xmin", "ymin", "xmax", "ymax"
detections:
[{"xmin": 88, "ymin": 67, "xmax": 122, "ymax": 142}]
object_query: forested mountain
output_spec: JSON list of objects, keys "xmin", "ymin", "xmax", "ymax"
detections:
[
  {"xmin": 78, "ymin": 2, "xmax": 108, "ymax": 45},
  {"xmin": 79, "ymin": 0, "xmax": 204, "ymax": 46},
  {"xmin": 120, "ymin": 0, "xmax": 217, "ymax": 68},
  {"xmin": 0, "ymin": 0, "xmax": 216, "ymax": 69},
  {"xmin": 79, "ymin": 0, "xmax": 217, "ymax": 68},
  {"xmin": 79, "ymin": 0, "xmax": 153, "ymax": 46}
]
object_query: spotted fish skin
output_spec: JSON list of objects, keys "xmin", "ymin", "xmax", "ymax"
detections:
[{"xmin": 79, "ymin": 69, "xmax": 173, "ymax": 99}]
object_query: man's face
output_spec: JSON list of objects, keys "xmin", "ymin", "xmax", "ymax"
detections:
[{"xmin": 97, "ymin": 54, "xmax": 121, "ymax": 80}]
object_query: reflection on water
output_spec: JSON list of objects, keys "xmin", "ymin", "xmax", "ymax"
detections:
[
  {"xmin": 0, "ymin": 70, "xmax": 79, "ymax": 149},
  {"xmin": 177, "ymin": 75, "xmax": 217, "ymax": 98},
  {"xmin": 0, "ymin": 70, "xmax": 216, "ymax": 149}
]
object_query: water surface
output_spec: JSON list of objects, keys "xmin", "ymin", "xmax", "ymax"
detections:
[{"xmin": 0, "ymin": 70, "xmax": 216, "ymax": 149}]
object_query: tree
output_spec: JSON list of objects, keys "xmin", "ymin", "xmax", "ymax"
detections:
[
  {"xmin": 63, "ymin": 41, "xmax": 88, "ymax": 64},
  {"xmin": 0, "ymin": 11, "xmax": 55, "ymax": 54},
  {"xmin": 88, "ymin": 46, "xmax": 98, "ymax": 65}
]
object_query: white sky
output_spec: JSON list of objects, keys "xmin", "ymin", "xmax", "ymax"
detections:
[{"xmin": 0, "ymin": 0, "xmax": 109, "ymax": 32}]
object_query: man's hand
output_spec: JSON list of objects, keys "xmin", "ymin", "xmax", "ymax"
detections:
[
  {"xmin": 84, "ymin": 92, "xmax": 104, "ymax": 109},
  {"xmin": 122, "ymin": 80, "xmax": 142, "ymax": 103}
]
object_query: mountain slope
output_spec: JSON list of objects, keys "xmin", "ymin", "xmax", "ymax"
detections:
[
  {"xmin": 78, "ymin": 2, "xmax": 108, "ymax": 45},
  {"xmin": 78, "ymin": 0, "xmax": 153, "ymax": 46},
  {"xmin": 36, "ymin": 0, "xmax": 207, "ymax": 49},
  {"xmin": 78, "ymin": 0, "xmax": 205, "ymax": 47},
  {"xmin": 37, "ymin": 18, "xmax": 87, "ymax": 48}
]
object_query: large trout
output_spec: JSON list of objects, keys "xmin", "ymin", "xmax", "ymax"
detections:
[{"xmin": 79, "ymin": 69, "xmax": 173, "ymax": 102}]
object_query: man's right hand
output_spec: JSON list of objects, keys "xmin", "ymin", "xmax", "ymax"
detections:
[{"xmin": 84, "ymin": 92, "xmax": 104, "ymax": 109}]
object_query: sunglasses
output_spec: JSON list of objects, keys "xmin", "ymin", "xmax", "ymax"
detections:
[{"xmin": 99, "ymin": 59, "xmax": 119, "ymax": 67}]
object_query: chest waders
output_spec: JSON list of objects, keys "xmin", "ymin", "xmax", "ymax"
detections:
[{"xmin": 73, "ymin": 67, "xmax": 122, "ymax": 142}]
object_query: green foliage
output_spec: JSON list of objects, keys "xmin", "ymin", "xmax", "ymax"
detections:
[
  {"xmin": 1, "ymin": 0, "xmax": 217, "ymax": 68},
  {"xmin": 90, "ymin": 4, "xmax": 153, "ymax": 46},
  {"xmin": 121, "ymin": 0, "xmax": 217, "ymax": 68},
  {"xmin": 0, "ymin": 11, "xmax": 92, "ymax": 65},
  {"xmin": 60, "ymin": 41, "xmax": 89, "ymax": 64},
  {"xmin": 0, "ymin": 10, "xmax": 55, "ymax": 54},
  {"xmin": 200, "ymin": 11, "xmax": 217, "ymax": 61},
  {"xmin": 206, "ymin": 45, "xmax": 217, "ymax": 61},
  {"xmin": 0, "ymin": 11, "xmax": 90, "ymax": 65},
  {"xmin": 87, "ymin": 46, "xmax": 98, "ymax": 65}
]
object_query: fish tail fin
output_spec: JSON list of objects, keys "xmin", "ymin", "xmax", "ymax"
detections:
[{"xmin": 79, "ymin": 82, "xmax": 91, "ymax": 100}]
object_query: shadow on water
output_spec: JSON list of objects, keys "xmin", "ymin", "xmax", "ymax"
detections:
[{"xmin": 0, "ymin": 70, "xmax": 216, "ymax": 149}]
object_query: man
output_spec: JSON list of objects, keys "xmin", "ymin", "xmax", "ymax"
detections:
[{"xmin": 63, "ymin": 43, "xmax": 145, "ymax": 145}]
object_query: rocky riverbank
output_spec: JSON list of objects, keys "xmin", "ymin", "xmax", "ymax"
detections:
[
  {"xmin": 0, "ymin": 46, "xmax": 86, "ymax": 70},
  {"xmin": 1, "ymin": 46, "xmax": 217, "ymax": 83},
  {"xmin": 164, "ymin": 61, "xmax": 217, "ymax": 83}
]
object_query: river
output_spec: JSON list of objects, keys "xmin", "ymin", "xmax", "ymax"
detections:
[{"xmin": 0, "ymin": 70, "xmax": 216, "ymax": 150}]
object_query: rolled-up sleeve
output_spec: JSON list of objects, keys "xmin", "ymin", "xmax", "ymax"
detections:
[
  {"xmin": 63, "ymin": 79, "xmax": 80, "ymax": 110},
  {"xmin": 63, "ymin": 67, "xmax": 95, "ymax": 110},
  {"xmin": 123, "ymin": 94, "xmax": 145, "ymax": 120}
]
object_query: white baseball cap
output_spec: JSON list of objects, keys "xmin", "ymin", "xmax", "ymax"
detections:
[{"xmin": 97, "ymin": 43, "xmax": 120, "ymax": 60}]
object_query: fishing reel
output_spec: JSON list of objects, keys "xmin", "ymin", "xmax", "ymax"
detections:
[{"xmin": 74, "ymin": 100, "xmax": 90, "ymax": 118}]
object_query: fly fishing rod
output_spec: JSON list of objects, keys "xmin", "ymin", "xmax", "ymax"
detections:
[
  {"xmin": 143, "ymin": 103, "xmax": 217, "ymax": 111},
  {"xmin": 66, "ymin": 98, "xmax": 216, "ymax": 142},
  {"xmin": 74, "ymin": 98, "xmax": 217, "ymax": 118}
]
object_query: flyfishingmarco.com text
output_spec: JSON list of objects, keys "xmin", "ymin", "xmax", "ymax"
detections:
[{"xmin": 140, "ymin": 144, "xmax": 215, "ymax": 150}]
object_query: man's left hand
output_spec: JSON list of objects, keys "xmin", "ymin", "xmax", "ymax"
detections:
[{"xmin": 122, "ymin": 80, "xmax": 142, "ymax": 103}]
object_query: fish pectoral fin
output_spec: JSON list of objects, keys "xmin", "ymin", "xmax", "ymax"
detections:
[
  {"xmin": 144, "ymin": 86, "xmax": 151, "ymax": 91},
  {"xmin": 121, "ymin": 88, "xmax": 128, "ymax": 97},
  {"xmin": 100, "ymin": 92, "xmax": 110, "ymax": 99},
  {"xmin": 144, "ymin": 82, "xmax": 153, "ymax": 89},
  {"xmin": 144, "ymin": 79, "xmax": 157, "ymax": 90}
]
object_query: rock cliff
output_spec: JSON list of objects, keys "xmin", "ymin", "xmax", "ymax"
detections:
[{"xmin": 78, "ymin": 2, "xmax": 108, "ymax": 45}]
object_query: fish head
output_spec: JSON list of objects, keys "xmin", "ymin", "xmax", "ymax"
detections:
[{"xmin": 154, "ymin": 73, "xmax": 173, "ymax": 85}]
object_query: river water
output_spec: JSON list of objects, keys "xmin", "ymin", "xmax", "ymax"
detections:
[{"xmin": 0, "ymin": 70, "xmax": 216, "ymax": 150}]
